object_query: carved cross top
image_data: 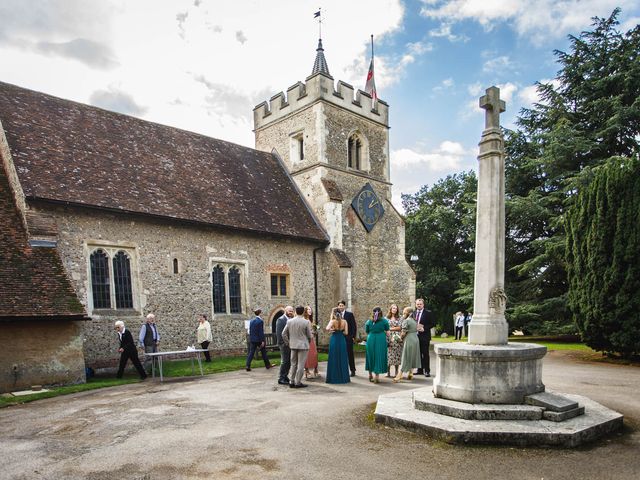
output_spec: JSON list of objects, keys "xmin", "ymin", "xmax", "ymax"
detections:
[{"xmin": 479, "ymin": 86, "xmax": 506, "ymax": 130}]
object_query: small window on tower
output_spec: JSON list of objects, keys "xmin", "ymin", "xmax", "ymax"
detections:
[
  {"xmin": 173, "ymin": 258, "xmax": 179, "ymax": 274},
  {"xmin": 348, "ymin": 135, "xmax": 362, "ymax": 170},
  {"xmin": 290, "ymin": 132, "xmax": 304, "ymax": 164}
]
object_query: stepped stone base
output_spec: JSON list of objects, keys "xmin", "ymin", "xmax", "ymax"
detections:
[{"xmin": 375, "ymin": 388, "xmax": 623, "ymax": 447}]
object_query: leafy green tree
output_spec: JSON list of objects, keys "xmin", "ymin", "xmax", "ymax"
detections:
[
  {"xmin": 403, "ymin": 171, "xmax": 477, "ymax": 332},
  {"xmin": 566, "ymin": 157, "xmax": 640, "ymax": 357},
  {"xmin": 503, "ymin": 9, "xmax": 640, "ymax": 333}
]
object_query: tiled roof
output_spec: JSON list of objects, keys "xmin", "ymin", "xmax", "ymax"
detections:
[
  {"xmin": 321, "ymin": 178, "xmax": 343, "ymax": 201},
  {"xmin": 311, "ymin": 39, "xmax": 331, "ymax": 77},
  {"xmin": 0, "ymin": 156, "xmax": 87, "ymax": 320},
  {"xmin": 331, "ymin": 248, "xmax": 353, "ymax": 268},
  {"xmin": 0, "ymin": 82, "xmax": 329, "ymax": 244}
]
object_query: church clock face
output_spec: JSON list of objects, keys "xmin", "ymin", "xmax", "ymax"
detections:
[{"xmin": 351, "ymin": 183, "xmax": 385, "ymax": 232}]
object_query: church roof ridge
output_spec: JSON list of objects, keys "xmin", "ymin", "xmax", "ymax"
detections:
[{"xmin": 0, "ymin": 81, "xmax": 329, "ymax": 244}]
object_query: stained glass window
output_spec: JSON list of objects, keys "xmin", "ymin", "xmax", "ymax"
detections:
[
  {"xmin": 90, "ymin": 249, "xmax": 111, "ymax": 309},
  {"xmin": 212, "ymin": 265, "xmax": 226, "ymax": 313},
  {"xmin": 228, "ymin": 266, "xmax": 241, "ymax": 314},
  {"xmin": 113, "ymin": 251, "xmax": 133, "ymax": 309}
]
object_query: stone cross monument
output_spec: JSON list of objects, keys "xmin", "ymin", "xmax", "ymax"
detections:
[
  {"xmin": 432, "ymin": 86, "xmax": 546, "ymax": 404},
  {"xmin": 468, "ymin": 86, "xmax": 509, "ymax": 345}
]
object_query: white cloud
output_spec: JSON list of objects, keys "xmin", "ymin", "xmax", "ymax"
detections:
[
  {"xmin": 517, "ymin": 78, "xmax": 562, "ymax": 106},
  {"xmin": 0, "ymin": 0, "xmax": 405, "ymax": 147},
  {"xmin": 420, "ymin": 0, "xmax": 637, "ymax": 44},
  {"xmin": 390, "ymin": 141, "xmax": 477, "ymax": 212},
  {"xmin": 428, "ymin": 22, "xmax": 469, "ymax": 42},
  {"xmin": 407, "ymin": 40, "xmax": 434, "ymax": 55},
  {"xmin": 467, "ymin": 82, "xmax": 483, "ymax": 97},
  {"xmin": 392, "ymin": 141, "xmax": 471, "ymax": 169},
  {"xmin": 482, "ymin": 55, "xmax": 512, "ymax": 73},
  {"xmin": 496, "ymin": 82, "xmax": 517, "ymax": 103},
  {"xmin": 432, "ymin": 77, "xmax": 455, "ymax": 93}
]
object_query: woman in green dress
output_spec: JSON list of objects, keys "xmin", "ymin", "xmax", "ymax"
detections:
[
  {"xmin": 394, "ymin": 306, "xmax": 421, "ymax": 382},
  {"xmin": 365, "ymin": 306, "xmax": 390, "ymax": 383}
]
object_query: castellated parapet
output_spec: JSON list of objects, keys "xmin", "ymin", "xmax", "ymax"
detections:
[{"xmin": 253, "ymin": 72, "xmax": 389, "ymax": 130}]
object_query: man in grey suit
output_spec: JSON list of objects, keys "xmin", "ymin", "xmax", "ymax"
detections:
[
  {"xmin": 282, "ymin": 305, "xmax": 313, "ymax": 388},
  {"xmin": 276, "ymin": 306, "xmax": 294, "ymax": 385}
]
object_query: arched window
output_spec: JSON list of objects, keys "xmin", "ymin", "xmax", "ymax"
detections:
[
  {"xmin": 228, "ymin": 266, "xmax": 242, "ymax": 313},
  {"xmin": 212, "ymin": 265, "xmax": 226, "ymax": 313},
  {"xmin": 173, "ymin": 258, "xmax": 179, "ymax": 274},
  {"xmin": 90, "ymin": 249, "xmax": 111, "ymax": 309},
  {"xmin": 113, "ymin": 251, "xmax": 133, "ymax": 309},
  {"xmin": 348, "ymin": 134, "xmax": 363, "ymax": 170}
]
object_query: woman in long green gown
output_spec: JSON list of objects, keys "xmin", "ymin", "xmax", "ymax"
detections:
[
  {"xmin": 365, "ymin": 307, "xmax": 389, "ymax": 383},
  {"xmin": 394, "ymin": 307, "xmax": 421, "ymax": 382}
]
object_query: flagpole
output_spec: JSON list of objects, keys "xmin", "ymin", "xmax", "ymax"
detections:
[{"xmin": 371, "ymin": 34, "xmax": 374, "ymax": 60}]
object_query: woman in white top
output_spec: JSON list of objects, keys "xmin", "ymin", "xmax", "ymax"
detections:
[
  {"xmin": 197, "ymin": 314, "xmax": 213, "ymax": 362},
  {"xmin": 454, "ymin": 311, "xmax": 465, "ymax": 340}
]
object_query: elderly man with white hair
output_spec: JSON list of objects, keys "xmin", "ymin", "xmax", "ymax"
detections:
[
  {"xmin": 115, "ymin": 320, "xmax": 147, "ymax": 380},
  {"xmin": 139, "ymin": 313, "xmax": 161, "ymax": 373}
]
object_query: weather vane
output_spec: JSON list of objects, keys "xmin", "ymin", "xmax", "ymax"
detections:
[{"xmin": 314, "ymin": 8, "xmax": 322, "ymax": 38}]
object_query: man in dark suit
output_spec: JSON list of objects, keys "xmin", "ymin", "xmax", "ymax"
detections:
[
  {"xmin": 114, "ymin": 320, "xmax": 147, "ymax": 379},
  {"xmin": 337, "ymin": 300, "xmax": 357, "ymax": 376},
  {"xmin": 275, "ymin": 306, "xmax": 294, "ymax": 385},
  {"xmin": 412, "ymin": 298, "xmax": 435, "ymax": 377},
  {"xmin": 245, "ymin": 308, "xmax": 273, "ymax": 371}
]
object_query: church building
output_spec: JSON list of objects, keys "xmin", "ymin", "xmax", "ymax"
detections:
[{"xmin": 0, "ymin": 40, "xmax": 414, "ymax": 375}]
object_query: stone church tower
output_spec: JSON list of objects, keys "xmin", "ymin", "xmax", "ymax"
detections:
[{"xmin": 254, "ymin": 39, "xmax": 415, "ymax": 335}]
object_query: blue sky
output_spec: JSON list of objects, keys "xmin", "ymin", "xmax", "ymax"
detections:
[{"xmin": 0, "ymin": 0, "xmax": 638, "ymax": 211}]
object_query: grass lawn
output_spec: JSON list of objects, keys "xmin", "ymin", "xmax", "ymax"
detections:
[
  {"xmin": 0, "ymin": 377, "xmax": 138, "ymax": 408},
  {"xmin": 431, "ymin": 335, "xmax": 596, "ymax": 352},
  {"xmin": 0, "ymin": 350, "xmax": 331, "ymax": 408}
]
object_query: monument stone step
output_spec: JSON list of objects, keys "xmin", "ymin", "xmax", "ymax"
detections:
[
  {"xmin": 525, "ymin": 391, "xmax": 580, "ymax": 412},
  {"xmin": 413, "ymin": 390, "xmax": 544, "ymax": 421},
  {"xmin": 543, "ymin": 406, "xmax": 586, "ymax": 422}
]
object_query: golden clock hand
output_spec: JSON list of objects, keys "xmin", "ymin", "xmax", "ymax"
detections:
[{"xmin": 368, "ymin": 199, "xmax": 379, "ymax": 208}]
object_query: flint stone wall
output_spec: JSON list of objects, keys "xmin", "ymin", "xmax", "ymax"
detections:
[{"xmin": 33, "ymin": 203, "xmax": 319, "ymax": 368}]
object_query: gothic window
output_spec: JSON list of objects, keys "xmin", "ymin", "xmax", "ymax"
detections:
[
  {"xmin": 228, "ymin": 266, "xmax": 242, "ymax": 313},
  {"xmin": 89, "ymin": 245, "xmax": 137, "ymax": 311},
  {"xmin": 270, "ymin": 273, "xmax": 289, "ymax": 297},
  {"xmin": 348, "ymin": 134, "xmax": 362, "ymax": 170},
  {"xmin": 113, "ymin": 251, "xmax": 133, "ymax": 309},
  {"xmin": 212, "ymin": 265, "xmax": 226, "ymax": 314},
  {"xmin": 173, "ymin": 258, "xmax": 179, "ymax": 274},
  {"xmin": 90, "ymin": 249, "xmax": 111, "ymax": 309}
]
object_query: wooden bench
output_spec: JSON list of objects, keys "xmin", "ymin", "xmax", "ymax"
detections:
[{"xmin": 246, "ymin": 333, "xmax": 280, "ymax": 352}]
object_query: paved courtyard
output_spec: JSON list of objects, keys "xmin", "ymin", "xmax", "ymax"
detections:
[{"xmin": 1, "ymin": 350, "xmax": 639, "ymax": 480}]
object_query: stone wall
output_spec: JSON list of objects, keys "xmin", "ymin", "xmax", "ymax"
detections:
[
  {"xmin": 0, "ymin": 320, "xmax": 85, "ymax": 392},
  {"xmin": 33, "ymin": 203, "xmax": 319, "ymax": 367}
]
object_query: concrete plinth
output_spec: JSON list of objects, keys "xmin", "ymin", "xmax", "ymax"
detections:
[
  {"xmin": 433, "ymin": 342, "xmax": 547, "ymax": 404},
  {"xmin": 375, "ymin": 388, "xmax": 624, "ymax": 447}
]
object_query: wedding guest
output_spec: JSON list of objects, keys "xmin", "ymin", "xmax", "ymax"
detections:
[
  {"xmin": 454, "ymin": 311, "xmax": 465, "ymax": 340},
  {"xmin": 246, "ymin": 308, "xmax": 272, "ymax": 371},
  {"xmin": 325, "ymin": 308, "xmax": 350, "ymax": 384},
  {"xmin": 138, "ymin": 313, "xmax": 160, "ymax": 373},
  {"xmin": 282, "ymin": 305, "xmax": 313, "ymax": 388},
  {"xmin": 276, "ymin": 306, "xmax": 294, "ymax": 385},
  {"xmin": 394, "ymin": 307, "xmax": 421, "ymax": 383},
  {"xmin": 115, "ymin": 320, "xmax": 147, "ymax": 380},
  {"xmin": 303, "ymin": 305, "xmax": 320, "ymax": 379},
  {"xmin": 365, "ymin": 307, "xmax": 389, "ymax": 383},
  {"xmin": 197, "ymin": 314, "xmax": 213, "ymax": 362},
  {"xmin": 413, "ymin": 298, "xmax": 435, "ymax": 377},
  {"xmin": 337, "ymin": 300, "xmax": 357, "ymax": 376},
  {"xmin": 386, "ymin": 304, "xmax": 403, "ymax": 378}
]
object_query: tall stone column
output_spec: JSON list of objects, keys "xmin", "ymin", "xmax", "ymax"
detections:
[
  {"xmin": 468, "ymin": 86, "xmax": 508, "ymax": 345},
  {"xmin": 432, "ymin": 86, "xmax": 546, "ymax": 404}
]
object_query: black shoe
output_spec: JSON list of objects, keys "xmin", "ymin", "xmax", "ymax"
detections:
[
  {"xmin": 246, "ymin": 368, "xmax": 251, "ymax": 372},
  {"xmin": 289, "ymin": 383, "xmax": 295, "ymax": 388},
  {"xmin": 350, "ymin": 371, "xmax": 356, "ymax": 377},
  {"xmin": 278, "ymin": 379, "xmax": 289, "ymax": 385},
  {"xmin": 293, "ymin": 383, "xmax": 308, "ymax": 388},
  {"xmin": 416, "ymin": 369, "xmax": 424, "ymax": 375},
  {"xmin": 265, "ymin": 364, "xmax": 273, "ymax": 369},
  {"xmin": 425, "ymin": 373, "xmax": 431, "ymax": 377}
]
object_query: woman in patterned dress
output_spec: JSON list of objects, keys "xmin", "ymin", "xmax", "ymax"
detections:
[{"xmin": 386, "ymin": 304, "xmax": 403, "ymax": 378}]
